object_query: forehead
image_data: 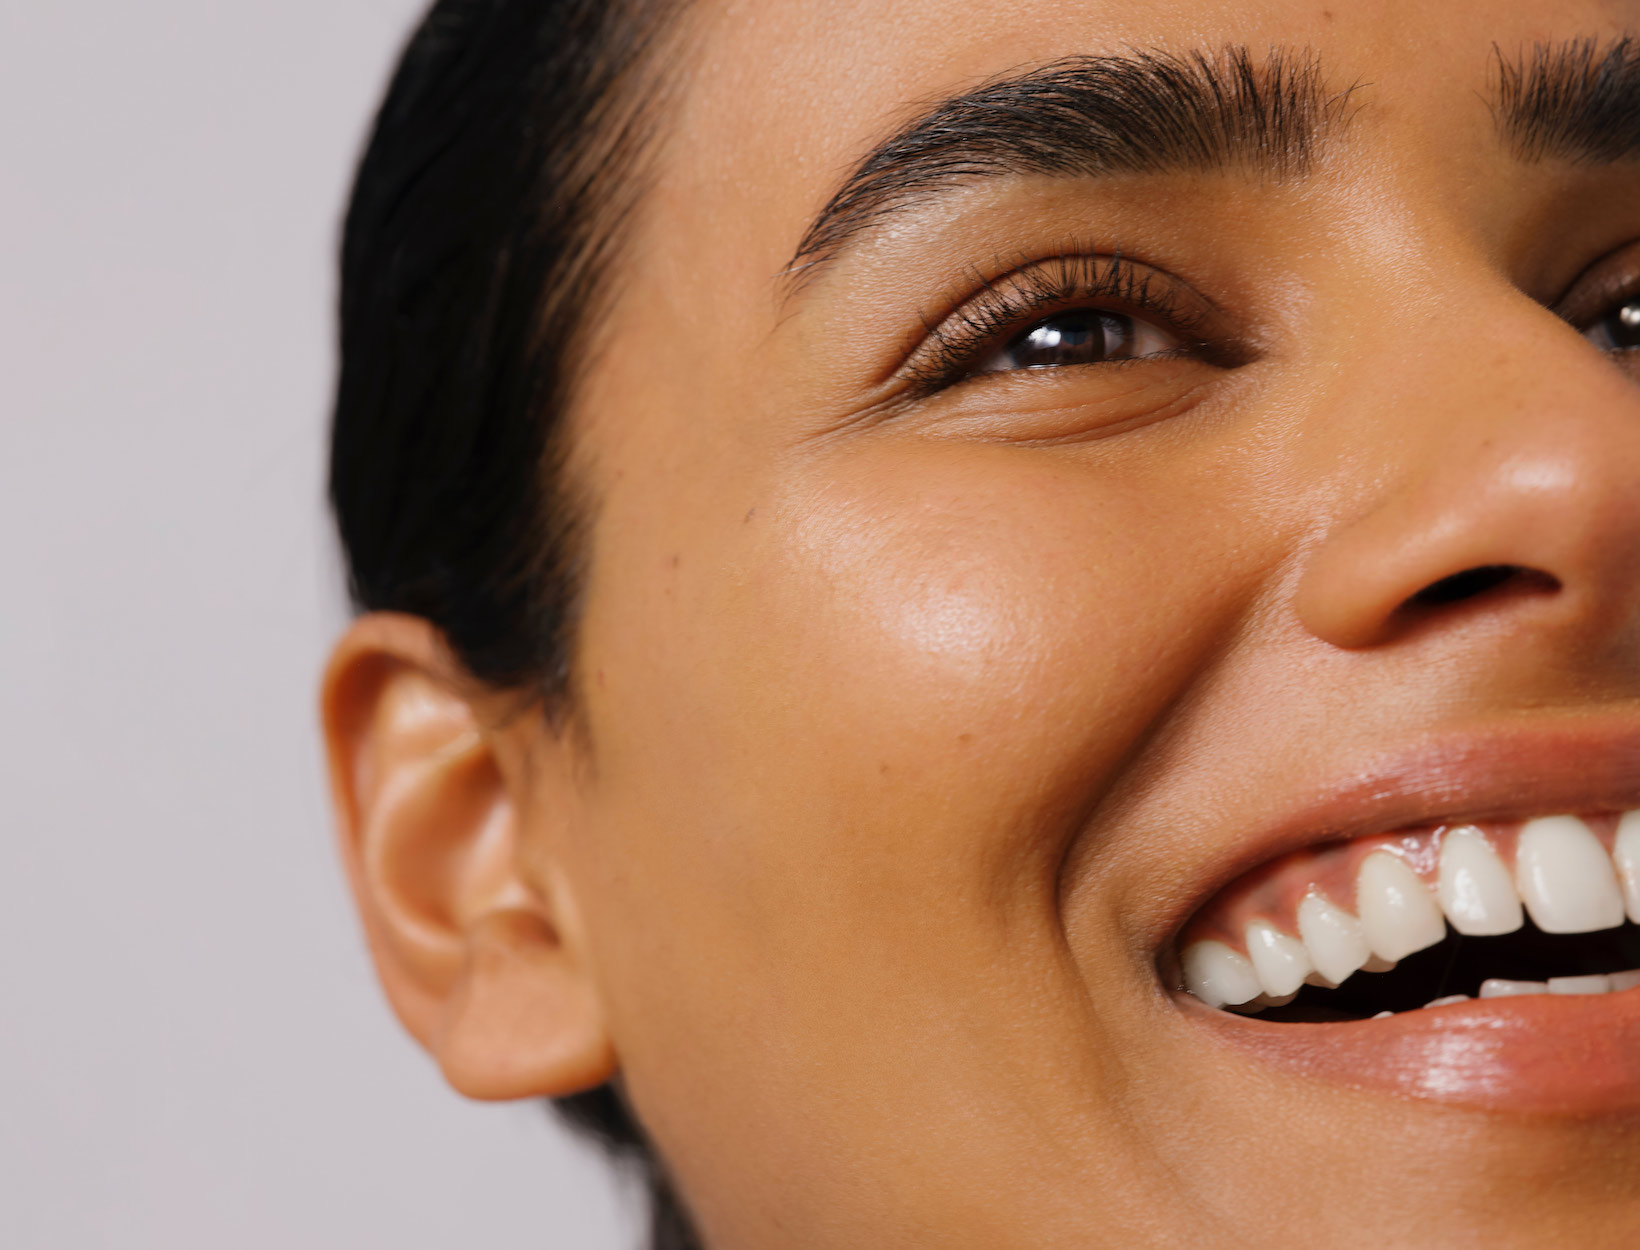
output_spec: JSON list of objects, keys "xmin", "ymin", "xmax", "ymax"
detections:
[{"xmin": 648, "ymin": 0, "xmax": 1631, "ymax": 302}]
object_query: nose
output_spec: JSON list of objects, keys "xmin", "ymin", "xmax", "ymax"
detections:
[{"xmin": 1293, "ymin": 294, "xmax": 1640, "ymax": 653}]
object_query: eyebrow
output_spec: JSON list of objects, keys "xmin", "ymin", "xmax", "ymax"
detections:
[
  {"xmin": 783, "ymin": 46, "xmax": 1352, "ymax": 291},
  {"xmin": 1498, "ymin": 37, "xmax": 1640, "ymax": 162}
]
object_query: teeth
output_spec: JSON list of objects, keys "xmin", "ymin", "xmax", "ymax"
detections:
[
  {"xmin": 1480, "ymin": 978, "xmax": 1548, "ymax": 998},
  {"xmin": 1515, "ymin": 815, "xmax": 1626, "ymax": 933},
  {"xmin": 1436, "ymin": 826, "xmax": 1524, "ymax": 936},
  {"xmin": 1548, "ymin": 974, "xmax": 1612, "ymax": 995},
  {"xmin": 1296, "ymin": 894, "xmax": 1372, "ymax": 984},
  {"xmin": 1356, "ymin": 851, "xmax": 1446, "ymax": 962},
  {"xmin": 1474, "ymin": 973, "xmax": 1640, "ymax": 999},
  {"xmin": 1611, "ymin": 810, "xmax": 1640, "ymax": 924},
  {"xmin": 1180, "ymin": 940, "xmax": 1261, "ymax": 1009},
  {"xmin": 1244, "ymin": 920, "xmax": 1313, "ymax": 998},
  {"xmin": 1183, "ymin": 810, "xmax": 1640, "ymax": 1014}
]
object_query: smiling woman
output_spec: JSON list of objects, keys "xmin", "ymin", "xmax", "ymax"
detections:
[{"xmin": 322, "ymin": 1, "xmax": 1640, "ymax": 1246}]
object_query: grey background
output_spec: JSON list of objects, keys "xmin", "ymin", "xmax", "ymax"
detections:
[{"xmin": 2, "ymin": 3, "xmax": 631, "ymax": 1246}]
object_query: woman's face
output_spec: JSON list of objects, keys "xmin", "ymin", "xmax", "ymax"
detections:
[{"xmin": 348, "ymin": 0, "xmax": 1640, "ymax": 1243}]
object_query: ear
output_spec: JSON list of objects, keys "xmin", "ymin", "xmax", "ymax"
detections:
[{"xmin": 320, "ymin": 613, "xmax": 614, "ymax": 1101}]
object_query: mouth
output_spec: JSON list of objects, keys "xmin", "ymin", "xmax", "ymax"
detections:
[
  {"xmin": 1164, "ymin": 724, "xmax": 1640, "ymax": 1112},
  {"xmin": 1175, "ymin": 810, "xmax": 1640, "ymax": 1019}
]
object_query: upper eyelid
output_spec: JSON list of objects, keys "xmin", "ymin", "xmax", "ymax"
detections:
[
  {"xmin": 1552, "ymin": 240, "xmax": 1640, "ymax": 326},
  {"xmin": 941, "ymin": 252, "xmax": 1215, "ymax": 330}
]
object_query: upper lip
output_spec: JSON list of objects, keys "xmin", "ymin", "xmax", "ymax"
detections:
[{"xmin": 1156, "ymin": 709, "xmax": 1640, "ymax": 952}]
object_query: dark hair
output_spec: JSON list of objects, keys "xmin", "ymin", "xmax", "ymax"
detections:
[{"xmin": 329, "ymin": 1, "xmax": 699, "ymax": 1246}]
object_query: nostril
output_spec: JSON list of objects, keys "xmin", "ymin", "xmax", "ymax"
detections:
[
  {"xmin": 1409, "ymin": 565, "xmax": 1520, "ymax": 607},
  {"xmin": 1404, "ymin": 564, "xmax": 1560, "ymax": 611}
]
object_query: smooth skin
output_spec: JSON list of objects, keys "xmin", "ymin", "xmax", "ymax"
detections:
[{"xmin": 324, "ymin": 1, "xmax": 1640, "ymax": 1245}]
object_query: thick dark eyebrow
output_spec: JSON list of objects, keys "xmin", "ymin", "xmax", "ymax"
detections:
[
  {"xmin": 783, "ymin": 46, "xmax": 1352, "ymax": 292},
  {"xmin": 1498, "ymin": 37, "xmax": 1640, "ymax": 162}
]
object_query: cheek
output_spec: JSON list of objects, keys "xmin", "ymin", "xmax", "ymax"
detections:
[
  {"xmin": 582, "ymin": 427, "xmax": 1272, "ymax": 918},
  {"xmin": 576, "ymin": 404, "xmax": 1292, "ymax": 949},
  {"xmin": 572, "ymin": 430, "xmax": 1262, "ymax": 1000},
  {"xmin": 569, "ymin": 424, "xmax": 1281, "ymax": 1211},
  {"xmin": 758, "ymin": 438, "xmax": 1224, "ymax": 816}
]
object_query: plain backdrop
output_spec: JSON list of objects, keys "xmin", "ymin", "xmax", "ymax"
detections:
[{"xmin": 1, "ymin": 3, "xmax": 634, "ymax": 1246}]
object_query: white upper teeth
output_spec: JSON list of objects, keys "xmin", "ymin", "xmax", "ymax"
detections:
[
  {"xmin": 1296, "ymin": 894, "xmax": 1371, "ymax": 986},
  {"xmin": 1244, "ymin": 918, "xmax": 1313, "ymax": 998},
  {"xmin": 1180, "ymin": 940, "xmax": 1261, "ymax": 1009},
  {"xmin": 1436, "ymin": 826, "xmax": 1523, "ymax": 936},
  {"xmin": 1514, "ymin": 816, "xmax": 1624, "ymax": 934},
  {"xmin": 1357, "ymin": 851, "xmax": 1446, "ymax": 961},
  {"xmin": 1180, "ymin": 810, "xmax": 1640, "ymax": 1011},
  {"xmin": 1611, "ymin": 810, "xmax": 1640, "ymax": 923}
]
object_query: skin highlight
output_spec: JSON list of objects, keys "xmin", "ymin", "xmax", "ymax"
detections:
[{"xmin": 324, "ymin": 1, "xmax": 1640, "ymax": 1245}]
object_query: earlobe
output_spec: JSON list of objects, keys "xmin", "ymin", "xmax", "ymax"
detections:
[
  {"xmin": 435, "ymin": 907, "xmax": 616, "ymax": 1100},
  {"xmin": 320, "ymin": 613, "xmax": 615, "ymax": 1101}
]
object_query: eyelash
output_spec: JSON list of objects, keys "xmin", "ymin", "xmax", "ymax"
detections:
[
  {"xmin": 905, "ymin": 250, "xmax": 1223, "ymax": 395},
  {"xmin": 899, "ymin": 242, "xmax": 1640, "ymax": 400}
]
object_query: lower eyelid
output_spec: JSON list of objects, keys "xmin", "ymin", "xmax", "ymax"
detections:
[
  {"xmin": 908, "ymin": 359, "xmax": 1226, "ymax": 445},
  {"xmin": 948, "ymin": 347, "xmax": 1211, "ymax": 400}
]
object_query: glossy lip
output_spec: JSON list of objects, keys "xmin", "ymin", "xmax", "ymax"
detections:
[
  {"xmin": 1161, "ymin": 712, "xmax": 1640, "ymax": 1112},
  {"xmin": 1179, "ymin": 991, "xmax": 1640, "ymax": 1115}
]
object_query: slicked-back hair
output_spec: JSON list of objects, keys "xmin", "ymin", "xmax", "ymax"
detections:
[{"xmin": 329, "ymin": 1, "xmax": 699, "ymax": 1245}]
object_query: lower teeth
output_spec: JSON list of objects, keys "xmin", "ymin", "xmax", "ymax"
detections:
[
  {"xmin": 1369, "ymin": 972, "xmax": 1640, "ymax": 1017},
  {"xmin": 1423, "ymin": 994, "xmax": 1472, "ymax": 1008},
  {"xmin": 1212, "ymin": 921, "xmax": 1640, "ymax": 1020}
]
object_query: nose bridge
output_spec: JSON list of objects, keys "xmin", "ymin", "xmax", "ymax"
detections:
[{"xmin": 1293, "ymin": 284, "xmax": 1640, "ymax": 650}]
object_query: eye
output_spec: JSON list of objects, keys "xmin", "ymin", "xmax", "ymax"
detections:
[
  {"xmin": 1585, "ymin": 296, "xmax": 1640, "ymax": 351},
  {"xmin": 902, "ymin": 250, "xmax": 1238, "ymax": 397},
  {"xmin": 976, "ymin": 309, "xmax": 1182, "ymax": 373}
]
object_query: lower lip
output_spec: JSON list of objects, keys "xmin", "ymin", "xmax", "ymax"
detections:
[{"xmin": 1180, "ymin": 991, "xmax": 1640, "ymax": 1114}]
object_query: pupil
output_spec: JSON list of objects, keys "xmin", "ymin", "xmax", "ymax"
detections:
[
  {"xmin": 1007, "ymin": 312, "xmax": 1125, "ymax": 369},
  {"xmin": 1610, "ymin": 300, "xmax": 1640, "ymax": 349}
]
